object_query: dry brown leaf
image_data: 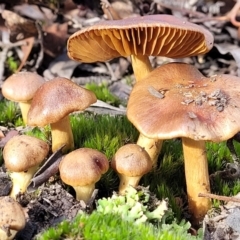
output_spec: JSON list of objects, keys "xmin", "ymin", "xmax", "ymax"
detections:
[
  {"xmin": 16, "ymin": 37, "xmax": 35, "ymax": 72},
  {"xmin": 1, "ymin": 10, "xmax": 38, "ymax": 42}
]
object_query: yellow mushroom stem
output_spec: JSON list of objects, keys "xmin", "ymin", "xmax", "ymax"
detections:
[
  {"xmin": 19, "ymin": 101, "xmax": 31, "ymax": 124},
  {"xmin": 131, "ymin": 54, "xmax": 153, "ymax": 82},
  {"xmin": 136, "ymin": 134, "xmax": 163, "ymax": 168},
  {"xmin": 9, "ymin": 165, "xmax": 39, "ymax": 199},
  {"xmin": 73, "ymin": 184, "xmax": 96, "ymax": 203},
  {"xmin": 182, "ymin": 137, "xmax": 211, "ymax": 225},
  {"xmin": 131, "ymin": 55, "xmax": 163, "ymax": 167},
  {"xmin": 50, "ymin": 115, "xmax": 74, "ymax": 153},
  {"xmin": 118, "ymin": 174, "xmax": 142, "ymax": 195}
]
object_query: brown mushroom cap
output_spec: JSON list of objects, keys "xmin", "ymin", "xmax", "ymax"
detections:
[
  {"xmin": 27, "ymin": 77, "xmax": 97, "ymax": 126},
  {"xmin": 127, "ymin": 62, "xmax": 240, "ymax": 142},
  {"xmin": 111, "ymin": 144, "xmax": 152, "ymax": 177},
  {"xmin": 0, "ymin": 196, "xmax": 26, "ymax": 232},
  {"xmin": 3, "ymin": 135, "xmax": 49, "ymax": 172},
  {"xmin": 59, "ymin": 148, "xmax": 109, "ymax": 187},
  {"xmin": 2, "ymin": 71, "xmax": 45, "ymax": 102},
  {"xmin": 67, "ymin": 14, "xmax": 213, "ymax": 63}
]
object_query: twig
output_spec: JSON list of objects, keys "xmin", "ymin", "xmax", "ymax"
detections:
[
  {"xmin": 34, "ymin": 21, "xmax": 44, "ymax": 70},
  {"xmin": 0, "ymin": 41, "xmax": 26, "ymax": 48},
  {"xmin": 227, "ymin": 138, "xmax": 239, "ymax": 162},
  {"xmin": 86, "ymin": 189, "xmax": 98, "ymax": 212},
  {"xmin": 156, "ymin": 1, "xmax": 206, "ymax": 18},
  {"xmin": 100, "ymin": 0, "xmax": 121, "ymax": 20},
  {"xmin": 27, "ymin": 145, "xmax": 65, "ymax": 192},
  {"xmin": 191, "ymin": 0, "xmax": 240, "ymax": 27},
  {"xmin": 105, "ymin": 62, "xmax": 118, "ymax": 81},
  {"xmin": 227, "ymin": 0, "xmax": 240, "ymax": 27},
  {"xmin": 199, "ymin": 192, "xmax": 240, "ymax": 203}
]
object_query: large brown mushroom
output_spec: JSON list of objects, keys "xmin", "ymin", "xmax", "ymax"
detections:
[
  {"xmin": 27, "ymin": 77, "xmax": 97, "ymax": 153},
  {"xmin": 111, "ymin": 144, "xmax": 152, "ymax": 194},
  {"xmin": 59, "ymin": 148, "xmax": 109, "ymax": 203},
  {"xmin": 127, "ymin": 62, "xmax": 240, "ymax": 224},
  {"xmin": 1, "ymin": 71, "xmax": 45, "ymax": 124},
  {"xmin": 67, "ymin": 14, "xmax": 213, "ymax": 81},
  {"xmin": 67, "ymin": 14, "xmax": 214, "ymax": 165},
  {"xmin": 3, "ymin": 135, "xmax": 49, "ymax": 199},
  {"xmin": 0, "ymin": 196, "xmax": 26, "ymax": 240}
]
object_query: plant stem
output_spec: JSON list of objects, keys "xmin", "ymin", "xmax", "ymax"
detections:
[{"xmin": 199, "ymin": 192, "xmax": 240, "ymax": 203}]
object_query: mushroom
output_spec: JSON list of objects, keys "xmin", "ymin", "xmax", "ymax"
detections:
[
  {"xmin": 67, "ymin": 14, "xmax": 213, "ymax": 82},
  {"xmin": 1, "ymin": 71, "xmax": 45, "ymax": 124},
  {"xmin": 0, "ymin": 196, "xmax": 26, "ymax": 240},
  {"xmin": 111, "ymin": 144, "xmax": 152, "ymax": 194},
  {"xmin": 3, "ymin": 135, "xmax": 49, "ymax": 198},
  {"xmin": 27, "ymin": 77, "xmax": 97, "ymax": 153},
  {"xmin": 59, "ymin": 148, "xmax": 109, "ymax": 203},
  {"xmin": 127, "ymin": 62, "xmax": 240, "ymax": 224},
  {"xmin": 67, "ymin": 14, "xmax": 213, "ymax": 166}
]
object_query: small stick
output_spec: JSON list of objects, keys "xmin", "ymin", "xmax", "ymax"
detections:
[
  {"xmin": 199, "ymin": 192, "xmax": 240, "ymax": 203},
  {"xmin": 227, "ymin": 138, "xmax": 239, "ymax": 162},
  {"xmin": 34, "ymin": 21, "xmax": 44, "ymax": 70}
]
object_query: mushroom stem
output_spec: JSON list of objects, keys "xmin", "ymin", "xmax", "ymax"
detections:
[
  {"xmin": 131, "ymin": 54, "xmax": 153, "ymax": 82},
  {"xmin": 118, "ymin": 175, "xmax": 141, "ymax": 195},
  {"xmin": 19, "ymin": 101, "xmax": 31, "ymax": 124},
  {"xmin": 73, "ymin": 184, "xmax": 95, "ymax": 203},
  {"xmin": 9, "ymin": 165, "xmax": 39, "ymax": 199},
  {"xmin": 50, "ymin": 115, "xmax": 74, "ymax": 153},
  {"xmin": 131, "ymin": 55, "xmax": 163, "ymax": 167},
  {"xmin": 137, "ymin": 134, "xmax": 163, "ymax": 168},
  {"xmin": 182, "ymin": 137, "xmax": 211, "ymax": 225}
]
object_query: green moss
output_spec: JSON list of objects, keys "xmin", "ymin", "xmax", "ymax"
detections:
[
  {"xmin": 6, "ymin": 56, "xmax": 18, "ymax": 73},
  {"xmin": 37, "ymin": 200, "xmax": 202, "ymax": 240},
  {"xmin": 207, "ymin": 141, "xmax": 232, "ymax": 172},
  {"xmin": 85, "ymin": 83, "xmax": 121, "ymax": 106},
  {"xmin": 0, "ymin": 100, "xmax": 23, "ymax": 126},
  {"xmin": 24, "ymin": 126, "xmax": 51, "ymax": 143},
  {"xmin": 70, "ymin": 113, "xmax": 138, "ymax": 158}
]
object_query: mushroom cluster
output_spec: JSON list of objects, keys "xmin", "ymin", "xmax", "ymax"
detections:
[
  {"xmin": 67, "ymin": 14, "xmax": 214, "ymax": 166},
  {"xmin": 127, "ymin": 62, "xmax": 240, "ymax": 223}
]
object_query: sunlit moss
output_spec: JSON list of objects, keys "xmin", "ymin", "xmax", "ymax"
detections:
[
  {"xmin": 85, "ymin": 82, "xmax": 121, "ymax": 106},
  {"xmin": 0, "ymin": 100, "xmax": 23, "ymax": 126}
]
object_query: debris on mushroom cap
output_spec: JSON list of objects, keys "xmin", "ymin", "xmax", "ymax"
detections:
[
  {"xmin": 0, "ymin": 196, "xmax": 26, "ymax": 238},
  {"xmin": 59, "ymin": 148, "xmax": 109, "ymax": 186},
  {"xmin": 127, "ymin": 62, "xmax": 240, "ymax": 142},
  {"xmin": 111, "ymin": 144, "xmax": 152, "ymax": 176},
  {"xmin": 27, "ymin": 77, "xmax": 97, "ymax": 126},
  {"xmin": 2, "ymin": 71, "xmax": 45, "ymax": 102},
  {"xmin": 67, "ymin": 14, "xmax": 213, "ymax": 63},
  {"xmin": 3, "ymin": 135, "xmax": 49, "ymax": 172}
]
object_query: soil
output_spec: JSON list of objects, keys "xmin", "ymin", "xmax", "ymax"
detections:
[{"xmin": 0, "ymin": 167, "xmax": 89, "ymax": 240}]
